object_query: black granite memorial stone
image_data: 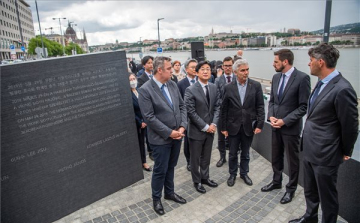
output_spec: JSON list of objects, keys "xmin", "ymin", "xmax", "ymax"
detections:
[{"xmin": 1, "ymin": 51, "xmax": 143, "ymax": 223}]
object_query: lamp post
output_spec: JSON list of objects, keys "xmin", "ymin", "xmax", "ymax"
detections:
[
  {"xmin": 157, "ymin": 18, "xmax": 164, "ymax": 48},
  {"xmin": 53, "ymin": 17, "xmax": 66, "ymax": 56},
  {"xmin": 35, "ymin": 0, "xmax": 46, "ymax": 58}
]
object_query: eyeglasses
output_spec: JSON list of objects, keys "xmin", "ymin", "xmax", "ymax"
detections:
[{"xmin": 189, "ymin": 66, "xmax": 196, "ymax": 69}]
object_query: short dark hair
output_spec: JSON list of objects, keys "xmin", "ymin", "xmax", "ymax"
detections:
[
  {"xmin": 308, "ymin": 43, "xmax": 340, "ymax": 68},
  {"xmin": 223, "ymin": 56, "xmax": 234, "ymax": 63},
  {"xmin": 195, "ymin": 60, "xmax": 211, "ymax": 72},
  {"xmin": 153, "ymin": 56, "xmax": 172, "ymax": 75},
  {"xmin": 274, "ymin": 49, "xmax": 294, "ymax": 65},
  {"xmin": 141, "ymin": 55, "xmax": 154, "ymax": 66}
]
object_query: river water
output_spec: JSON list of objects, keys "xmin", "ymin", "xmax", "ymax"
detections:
[{"xmin": 128, "ymin": 48, "xmax": 360, "ymax": 95}]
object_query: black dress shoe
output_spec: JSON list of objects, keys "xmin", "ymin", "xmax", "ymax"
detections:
[
  {"xmin": 227, "ymin": 175, "xmax": 236, "ymax": 187},
  {"xmin": 164, "ymin": 193, "xmax": 187, "ymax": 204},
  {"xmin": 201, "ymin": 179, "xmax": 218, "ymax": 187},
  {"xmin": 280, "ymin": 192, "xmax": 294, "ymax": 204},
  {"xmin": 194, "ymin": 183, "xmax": 206, "ymax": 193},
  {"xmin": 187, "ymin": 164, "xmax": 191, "ymax": 171},
  {"xmin": 216, "ymin": 158, "xmax": 226, "ymax": 167},
  {"xmin": 288, "ymin": 216, "xmax": 318, "ymax": 223},
  {"xmin": 240, "ymin": 175, "xmax": 253, "ymax": 186},
  {"xmin": 153, "ymin": 200, "xmax": 165, "ymax": 215},
  {"xmin": 261, "ymin": 182, "xmax": 281, "ymax": 192},
  {"xmin": 142, "ymin": 166, "xmax": 152, "ymax": 172}
]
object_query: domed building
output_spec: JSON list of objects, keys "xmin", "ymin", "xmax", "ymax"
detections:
[{"xmin": 64, "ymin": 21, "xmax": 89, "ymax": 53}]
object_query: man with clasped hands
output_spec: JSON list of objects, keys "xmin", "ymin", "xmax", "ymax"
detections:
[{"xmin": 138, "ymin": 56, "xmax": 188, "ymax": 216}]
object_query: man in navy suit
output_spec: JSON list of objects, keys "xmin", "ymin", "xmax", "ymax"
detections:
[
  {"xmin": 289, "ymin": 44, "xmax": 358, "ymax": 223},
  {"xmin": 214, "ymin": 56, "xmax": 235, "ymax": 167},
  {"xmin": 137, "ymin": 56, "xmax": 154, "ymax": 89},
  {"xmin": 177, "ymin": 59, "xmax": 198, "ymax": 171},
  {"xmin": 261, "ymin": 49, "xmax": 310, "ymax": 205},
  {"xmin": 138, "ymin": 56, "xmax": 188, "ymax": 216}
]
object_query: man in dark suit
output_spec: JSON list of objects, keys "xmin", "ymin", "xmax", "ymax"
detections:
[
  {"xmin": 261, "ymin": 49, "xmax": 310, "ymax": 205},
  {"xmin": 184, "ymin": 60, "xmax": 221, "ymax": 194},
  {"xmin": 138, "ymin": 56, "xmax": 188, "ymax": 216},
  {"xmin": 177, "ymin": 59, "xmax": 198, "ymax": 171},
  {"xmin": 137, "ymin": 55, "xmax": 154, "ymax": 88},
  {"xmin": 214, "ymin": 56, "xmax": 235, "ymax": 167},
  {"xmin": 221, "ymin": 59, "xmax": 265, "ymax": 187},
  {"xmin": 289, "ymin": 43, "xmax": 358, "ymax": 223},
  {"xmin": 137, "ymin": 55, "xmax": 154, "ymax": 160}
]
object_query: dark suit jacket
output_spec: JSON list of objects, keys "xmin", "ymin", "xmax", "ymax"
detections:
[
  {"xmin": 221, "ymin": 78, "xmax": 265, "ymax": 136},
  {"xmin": 268, "ymin": 68, "xmax": 310, "ymax": 135},
  {"xmin": 184, "ymin": 82, "xmax": 221, "ymax": 140},
  {"xmin": 138, "ymin": 78, "xmax": 187, "ymax": 145},
  {"xmin": 177, "ymin": 77, "xmax": 191, "ymax": 99},
  {"xmin": 215, "ymin": 74, "xmax": 235, "ymax": 129},
  {"xmin": 302, "ymin": 74, "xmax": 358, "ymax": 166},
  {"xmin": 137, "ymin": 72, "xmax": 150, "ymax": 88},
  {"xmin": 131, "ymin": 91, "xmax": 143, "ymax": 128}
]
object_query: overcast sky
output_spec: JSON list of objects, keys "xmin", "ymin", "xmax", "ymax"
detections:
[{"xmin": 28, "ymin": 0, "xmax": 360, "ymax": 46}]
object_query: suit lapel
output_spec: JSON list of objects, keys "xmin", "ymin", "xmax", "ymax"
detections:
[
  {"xmin": 210, "ymin": 84, "xmax": 216, "ymax": 108},
  {"xmin": 167, "ymin": 81, "xmax": 177, "ymax": 110},
  {"xmin": 231, "ymin": 81, "xmax": 242, "ymax": 107},
  {"xmin": 195, "ymin": 82, "xmax": 209, "ymax": 107},
  {"xmin": 307, "ymin": 74, "xmax": 342, "ymax": 116},
  {"xmin": 280, "ymin": 69, "xmax": 297, "ymax": 103},
  {"xmin": 242, "ymin": 79, "xmax": 252, "ymax": 105},
  {"xmin": 273, "ymin": 73, "xmax": 281, "ymax": 103},
  {"xmin": 151, "ymin": 79, "xmax": 173, "ymax": 110}
]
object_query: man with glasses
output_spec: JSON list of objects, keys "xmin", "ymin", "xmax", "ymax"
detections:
[
  {"xmin": 177, "ymin": 59, "xmax": 198, "ymax": 171},
  {"xmin": 214, "ymin": 56, "xmax": 235, "ymax": 167},
  {"xmin": 184, "ymin": 60, "xmax": 221, "ymax": 193},
  {"xmin": 221, "ymin": 59, "xmax": 265, "ymax": 187}
]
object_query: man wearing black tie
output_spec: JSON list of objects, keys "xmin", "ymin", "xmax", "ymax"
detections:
[
  {"xmin": 289, "ymin": 43, "xmax": 358, "ymax": 223},
  {"xmin": 221, "ymin": 59, "xmax": 265, "ymax": 187},
  {"xmin": 214, "ymin": 56, "xmax": 235, "ymax": 167},
  {"xmin": 184, "ymin": 60, "xmax": 221, "ymax": 193},
  {"xmin": 177, "ymin": 59, "xmax": 198, "ymax": 171},
  {"xmin": 261, "ymin": 49, "xmax": 310, "ymax": 205}
]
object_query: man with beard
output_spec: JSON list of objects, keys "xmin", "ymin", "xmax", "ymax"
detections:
[{"xmin": 261, "ymin": 49, "xmax": 310, "ymax": 204}]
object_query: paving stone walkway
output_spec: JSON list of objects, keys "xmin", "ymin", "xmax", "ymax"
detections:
[{"xmin": 54, "ymin": 139, "xmax": 347, "ymax": 223}]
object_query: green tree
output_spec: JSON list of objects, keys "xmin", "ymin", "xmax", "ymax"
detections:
[
  {"xmin": 28, "ymin": 36, "xmax": 63, "ymax": 57},
  {"xmin": 65, "ymin": 42, "xmax": 85, "ymax": 55}
]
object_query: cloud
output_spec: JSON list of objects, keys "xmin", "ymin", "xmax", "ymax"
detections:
[{"xmin": 29, "ymin": 0, "xmax": 360, "ymax": 45}]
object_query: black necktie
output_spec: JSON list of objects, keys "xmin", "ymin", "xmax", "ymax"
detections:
[
  {"xmin": 278, "ymin": 73, "xmax": 286, "ymax": 101},
  {"xmin": 205, "ymin": 85, "xmax": 210, "ymax": 104},
  {"xmin": 226, "ymin": 76, "xmax": 231, "ymax": 83},
  {"xmin": 309, "ymin": 81, "xmax": 324, "ymax": 109}
]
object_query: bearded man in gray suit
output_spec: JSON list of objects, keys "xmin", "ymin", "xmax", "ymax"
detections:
[
  {"xmin": 138, "ymin": 56, "xmax": 188, "ymax": 216},
  {"xmin": 184, "ymin": 60, "xmax": 221, "ymax": 194}
]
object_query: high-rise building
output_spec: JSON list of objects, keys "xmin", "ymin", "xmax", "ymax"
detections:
[{"xmin": 0, "ymin": 0, "xmax": 35, "ymax": 60}]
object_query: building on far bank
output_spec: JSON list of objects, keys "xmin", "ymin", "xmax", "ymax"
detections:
[
  {"xmin": 287, "ymin": 28, "xmax": 301, "ymax": 35},
  {"xmin": 0, "ymin": 0, "xmax": 35, "ymax": 60}
]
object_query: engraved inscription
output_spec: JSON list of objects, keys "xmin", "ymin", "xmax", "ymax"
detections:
[{"xmin": 7, "ymin": 67, "xmax": 123, "ymax": 134}]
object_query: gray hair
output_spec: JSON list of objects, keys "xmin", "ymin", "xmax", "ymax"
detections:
[
  {"xmin": 153, "ymin": 56, "xmax": 172, "ymax": 75},
  {"xmin": 184, "ymin": 58, "xmax": 198, "ymax": 69},
  {"xmin": 232, "ymin": 59, "xmax": 248, "ymax": 71}
]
